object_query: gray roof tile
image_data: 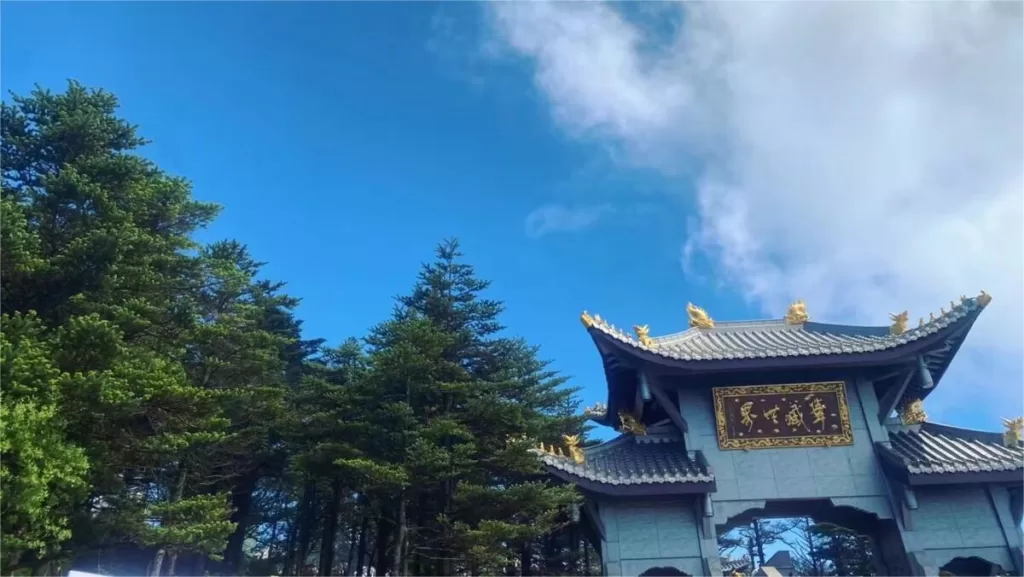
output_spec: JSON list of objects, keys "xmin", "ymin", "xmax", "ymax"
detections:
[
  {"xmin": 588, "ymin": 296, "xmax": 985, "ymax": 362},
  {"xmin": 532, "ymin": 434, "xmax": 713, "ymax": 485},
  {"xmin": 881, "ymin": 422, "xmax": 1023, "ymax": 475}
]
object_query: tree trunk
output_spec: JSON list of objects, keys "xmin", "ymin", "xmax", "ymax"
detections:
[
  {"xmin": 373, "ymin": 510, "xmax": 391, "ymax": 577},
  {"xmin": 224, "ymin": 470, "xmax": 260, "ymax": 575},
  {"xmin": 543, "ymin": 533, "xmax": 559, "ymax": 576},
  {"xmin": 295, "ymin": 479, "xmax": 319, "ymax": 575},
  {"xmin": 390, "ymin": 494, "xmax": 407, "ymax": 577},
  {"xmin": 152, "ymin": 466, "xmax": 188, "ymax": 577},
  {"xmin": 284, "ymin": 514, "xmax": 301, "ymax": 577},
  {"xmin": 412, "ymin": 492, "xmax": 428, "ymax": 576},
  {"xmin": 344, "ymin": 517, "xmax": 359, "ymax": 576},
  {"xmin": 753, "ymin": 520, "xmax": 766, "ymax": 566},
  {"xmin": 355, "ymin": 515, "xmax": 370, "ymax": 577},
  {"xmin": 150, "ymin": 549, "xmax": 167, "ymax": 577},
  {"xmin": 521, "ymin": 540, "xmax": 534, "ymax": 577},
  {"xmin": 319, "ymin": 477, "xmax": 345, "ymax": 576}
]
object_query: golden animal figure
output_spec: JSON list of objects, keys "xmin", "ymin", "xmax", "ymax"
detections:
[
  {"xmin": 785, "ymin": 300, "xmax": 809, "ymax": 324},
  {"xmin": 618, "ymin": 410, "xmax": 648, "ymax": 435},
  {"xmin": 889, "ymin": 311, "xmax": 909, "ymax": 336},
  {"xmin": 977, "ymin": 290, "xmax": 992, "ymax": 307},
  {"xmin": 898, "ymin": 399, "xmax": 927, "ymax": 425},
  {"xmin": 687, "ymin": 302, "xmax": 715, "ymax": 329},
  {"xmin": 1002, "ymin": 417, "xmax": 1024, "ymax": 447},
  {"xmin": 633, "ymin": 324, "xmax": 655, "ymax": 348},
  {"xmin": 563, "ymin": 434, "xmax": 585, "ymax": 464}
]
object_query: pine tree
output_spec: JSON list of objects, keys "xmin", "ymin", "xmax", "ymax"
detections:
[
  {"xmin": 0, "ymin": 82, "xmax": 230, "ymax": 573},
  {"xmin": 1, "ymin": 82, "xmax": 598, "ymax": 576},
  {"xmin": 359, "ymin": 239, "xmax": 584, "ymax": 575}
]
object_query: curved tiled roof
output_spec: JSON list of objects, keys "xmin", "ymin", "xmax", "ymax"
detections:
[
  {"xmin": 586, "ymin": 295, "xmax": 986, "ymax": 362},
  {"xmin": 879, "ymin": 422, "xmax": 1023, "ymax": 476},
  {"xmin": 532, "ymin": 434, "xmax": 713, "ymax": 486}
]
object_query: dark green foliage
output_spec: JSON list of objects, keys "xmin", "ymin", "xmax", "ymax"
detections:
[{"xmin": 1, "ymin": 82, "xmax": 597, "ymax": 576}]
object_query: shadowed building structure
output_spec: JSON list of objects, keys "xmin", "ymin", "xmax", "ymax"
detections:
[{"xmin": 535, "ymin": 293, "xmax": 1023, "ymax": 576}]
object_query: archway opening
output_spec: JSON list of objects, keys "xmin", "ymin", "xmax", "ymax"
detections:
[
  {"xmin": 638, "ymin": 567, "xmax": 691, "ymax": 577},
  {"xmin": 716, "ymin": 499, "xmax": 904, "ymax": 577},
  {"xmin": 939, "ymin": 556, "xmax": 1010, "ymax": 576}
]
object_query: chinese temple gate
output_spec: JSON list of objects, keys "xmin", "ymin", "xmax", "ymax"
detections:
[{"xmin": 534, "ymin": 293, "xmax": 1023, "ymax": 576}]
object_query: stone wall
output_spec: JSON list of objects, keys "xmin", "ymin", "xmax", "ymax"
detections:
[
  {"xmin": 678, "ymin": 378, "xmax": 894, "ymax": 526},
  {"xmin": 905, "ymin": 485, "xmax": 1020, "ymax": 574},
  {"xmin": 598, "ymin": 500, "xmax": 707, "ymax": 577}
]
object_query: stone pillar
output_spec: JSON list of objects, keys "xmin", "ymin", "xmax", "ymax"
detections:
[{"xmin": 695, "ymin": 494, "xmax": 722, "ymax": 577}]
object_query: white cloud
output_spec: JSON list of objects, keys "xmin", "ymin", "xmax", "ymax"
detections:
[
  {"xmin": 525, "ymin": 203, "xmax": 612, "ymax": 239},
  {"xmin": 485, "ymin": 2, "xmax": 1023, "ymax": 411}
]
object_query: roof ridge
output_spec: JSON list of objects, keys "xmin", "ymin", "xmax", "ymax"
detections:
[
  {"xmin": 582, "ymin": 294, "xmax": 986, "ymax": 364},
  {"xmin": 921, "ymin": 421, "xmax": 1008, "ymax": 445}
]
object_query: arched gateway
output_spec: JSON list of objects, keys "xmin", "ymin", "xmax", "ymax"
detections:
[{"xmin": 533, "ymin": 293, "xmax": 1023, "ymax": 576}]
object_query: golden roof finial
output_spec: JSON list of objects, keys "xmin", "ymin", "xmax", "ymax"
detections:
[
  {"xmin": 617, "ymin": 410, "xmax": 648, "ymax": 436},
  {"xmin": 686, "ymin": 302, "xmax": 715, "ymax": 329},
  {"xmin": 889, "ymin": 311, "xmax": 909, "ymax": 336},
  {"xmin": 978, "ymin": 290, "xmax": 992, "ymax": 307},
  {"xmin": 898, "ymin": 399, "xmax": 927, "ymax": 425},
  {"xmin": 633, "ymin": 324, "xmax": 655, "ymax": 348},
  {"xmin": 580, "ymin": 311, "xmax": 594, "ymax": 328},
  {"xmin": 1002, "ymin": 417, "xmax": 1023, "ymax": 447},
  {"xmin": 785, "ymin": 300, "xmax": 809, "ymax": 325},
  {"xmin": 563, "ymin": 434, "xmax": 585, "ymax": 464},
  {"xmin": 583, "ymin": 402, "xmax": 607, "ymax": 419}
]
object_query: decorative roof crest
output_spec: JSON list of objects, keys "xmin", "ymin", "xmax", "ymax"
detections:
[
  {"xmin": 633, "ymin": 324, "xmax": 656, "ymax": 348},
  {"xmin": 618, "ymin": 410, "xmax": 648, "ymax": 436},
  {"xmin": 889, "ymin": 311, "xmax": 909, "ymax": 336},
  {"xmin": 563, "ymin": 434, "xmax": 585, "ymax": 464},
  {"xmin": 583, "ymin": 402, "xmax": 607, "ymax": 419},
  {"xmin": 898, "ymin": 398, "xmax": 927, "ymax": 425},
  {"xmin": 581, "ymin": 310, "xmax": 611, "ymax": 330},
  {"xmin": 580, "ymin": 311, "xmax": 594, "ymax": 328},
  {"xmin": 1002, "ymin": 417, "xmax": 1023, "ymax": 448},
  {"xmin": 977, "ymin": 290, "xmax": 992, "ymax": 307},
  {"xmin": 785, "ymin": 300, "xmax": 809, "ymax": 325},
  {"xmin": 686, "ymin": 302, "xmax": 715, "ymax": 329}
]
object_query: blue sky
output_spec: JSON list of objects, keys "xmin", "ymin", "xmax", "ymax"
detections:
[
  {"xmin": 3, "ymin": 2, "xmax": 1020, "ymax": 438},
  {"xmin": 0, "ymin": 2, "xmax": 745, "ymax": 423}
]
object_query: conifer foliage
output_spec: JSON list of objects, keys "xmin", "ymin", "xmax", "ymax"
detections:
[{"xmin": 0, "ymin": 82, "xmax": 596, "ymax": 576}]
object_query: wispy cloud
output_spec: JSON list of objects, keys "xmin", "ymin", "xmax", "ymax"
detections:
[
  {"xmin": 525, "ymin": 204, "xmax": 612, "ymax": 239},
  {"xmin": 484, "ymin": 2, "xmax": 1023, "ymax": 413}
]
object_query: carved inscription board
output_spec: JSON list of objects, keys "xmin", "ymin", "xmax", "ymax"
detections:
[{"xmin": 713, "ymin": 382, "xmax": 854, "ymax": 450}]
